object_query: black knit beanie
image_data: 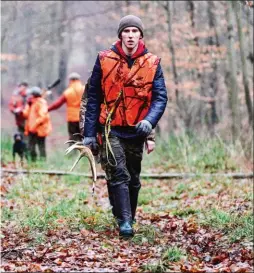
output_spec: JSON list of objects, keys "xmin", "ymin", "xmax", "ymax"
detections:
[{"xmin": 117, "ymin": 15, "xmax": 144, "ymax": 39}]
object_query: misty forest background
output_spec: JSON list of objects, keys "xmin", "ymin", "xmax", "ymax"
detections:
[
  {"xmin": 1, "ymin": 0, "xmax": 253, "ymax": 160},
  {"xmin": 1, "ymin": 2, "xmax": 254, "ymax": 272}
]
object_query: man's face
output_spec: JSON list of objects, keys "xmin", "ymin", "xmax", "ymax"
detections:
[
  {"xmin": 18, "ymin": 85, "xmax": 27, "ymax": 95},
  {"xmin": 121, "ymin": 27, "xmax": 141, "ymax": 50}
]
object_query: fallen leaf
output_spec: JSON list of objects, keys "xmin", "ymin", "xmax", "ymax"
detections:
[{"xmin": 80, "ymin": 229, "xmax": 90, "ymax": 237}]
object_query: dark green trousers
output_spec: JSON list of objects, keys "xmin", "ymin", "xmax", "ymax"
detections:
[
  {"xmin": 68, "ymin": 121, "xmax": 81, "ymax": 141},
  {"xmin": 28, "ymin": 133, "xmax": 46, "ymax": 162},
  {"xmin": 100, "ymin": 134, "xmax": 144, "ymax": 223}
]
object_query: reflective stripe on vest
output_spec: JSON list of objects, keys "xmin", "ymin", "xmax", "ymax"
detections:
[{"xmin": 99, "ymin": 50, "xmax": 160, "ymax": 127}]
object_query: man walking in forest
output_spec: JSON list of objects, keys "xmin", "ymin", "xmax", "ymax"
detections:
[
  {"xmin": 83, "ymin": 15, "xmax": 168, "ymax": 238},
  {"xmin": 9, "ymin": 81, "xmax": 29, "ymax": 137},
  {"xmin": 48, "ymin": 72, "xmax": 84, "ymax": 141},
  {"xmin": 22, "ymin": 87, "xmax": 52, "ymax": 162}
]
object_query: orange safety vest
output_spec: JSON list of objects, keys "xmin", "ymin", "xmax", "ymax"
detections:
[
  {"xmin": 99, "ymin": 50, "xmax": 160, "ymax": 127},
  {"xmin": 9, "ymin": 92, "xmax": 27, "ymax": 126},
  {"xmin": 63, "ymin": 80, "xmax": 84, "ymax": 122},
  {"xmin": 23, "ymin": 97, "xmax": 52, "ymax": 137}
]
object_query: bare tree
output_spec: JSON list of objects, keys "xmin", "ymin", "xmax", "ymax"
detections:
[
  {"xmin": 225, "ymin": 1, "xmax": 240, "ymax": 142},
  {"xmin": 186, "ymin": 0, "xmax": 198, "ymax": 46},
  {"xmin": 57, "ymin": 1, "xmax": 70, "ymax": 94},
  {"xmin": 162, "ymin": 2, "xmax": 180, "ymax": 108},
  {"xmin": 232, "ymin": 1, "xmax": 253, "ymax": 126},
  {"xmin": 206, "ymin": 1, "xmax": 219, "ymax": 133}
]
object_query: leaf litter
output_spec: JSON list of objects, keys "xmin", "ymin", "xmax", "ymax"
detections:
[{"xmin": 1, "ymin": 173, "xmax": 253, "ymax": 272}]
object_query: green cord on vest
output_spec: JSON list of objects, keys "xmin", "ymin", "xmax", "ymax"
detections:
[{"xmin": 104, "ymin": 89, "xmax": 123, "ymax": 167}]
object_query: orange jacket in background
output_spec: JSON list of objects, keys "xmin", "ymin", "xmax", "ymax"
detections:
[
  {"xmin": 9, "ymin": 91, "xmax": 27, "ymax": 126},
  {"xmin": 23, "ymin": 97, "xmax": 52, "ymax": 137},
  {"xmin": 48, "ymin": 80, "xmax": 84, "ymax": 122},
  {"xmin": 63, "ymin": 80, "xmax": 84, "ymax": 122},
  {"xmin": 22, "ymin": 104, "xmax": 30, "ymax": 136}
]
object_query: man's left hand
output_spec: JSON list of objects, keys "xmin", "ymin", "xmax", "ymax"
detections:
[
  {"xmin": 135, "ymin": 120, "xmax": 152, "ymax": 136},
  {"xmin": 145, "ymin": 140, "xmax": 155, "ymax": 154}
]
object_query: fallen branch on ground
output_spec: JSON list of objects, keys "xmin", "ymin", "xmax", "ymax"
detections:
[
  {"xmin": 1, "ymin": 247, "xmax": 34, "ymax": 258},
  {"xmin": 1, "ymin": 168, "xmax": 253, "ymax": 179}
]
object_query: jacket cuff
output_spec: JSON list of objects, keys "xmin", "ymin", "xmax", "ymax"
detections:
[{"xmin": 144, "ymin": 117, "xmax": 156, "ymax": 129}]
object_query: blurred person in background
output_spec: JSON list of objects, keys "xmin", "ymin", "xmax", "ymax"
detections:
[
  {"xmin": 9, "ymin": 81, "xmax": 29, "ymax": 137},
  {"xmin": 48, "ymin": 72, "xmax": 85, "ymax": 141},
  {"xmin": 22, "ymin": 87, "xmax": 52, "ymax": 162},
  {"xmin": 82, "ymin": 15, "xmax": 167, "ymax": 238}
]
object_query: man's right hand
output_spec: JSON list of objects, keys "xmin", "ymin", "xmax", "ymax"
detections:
[
  {"xmin": 83, "ymin": 137, "xmax": 99, "ymax": 156},
  {"xmin": 13, "ymin": 107, "xmax": 22, "ymax": 114}
]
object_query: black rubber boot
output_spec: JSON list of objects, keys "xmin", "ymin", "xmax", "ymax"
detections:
[
  {"xmin": 111, "ymin": 184, "xmax": 132, "ymax": 222},
  {"xmin": 129, "ymin": 186, "xmax": 140, "ymax": 225},
  {"xmin": 107, "ymin": 182, "xmax": 116, "ymax": 217},
  {"xmin": 119, "ymin": 221, "xmax": 134, "ymax": 238}
]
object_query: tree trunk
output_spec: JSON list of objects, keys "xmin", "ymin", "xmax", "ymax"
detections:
[
  {"xmin": 206, "ymin": 1, "xmax": 219, "ymax": 134},
  {"xmin": 232, "ymin": 1, "xmax": 253, "ymax": 125},
  {"xmin": 57, "ymin": 1, "xmax": 69, "ymax": 94},
  {"xmin": 186, "ymin": 1, "xmax": 199, "ymax": 46},
  {"xmin": 246, "ymin": 7, "xmax": 254, "ymax": 65},
  {"xmin": 45, "ymin": 2, "xmax": 58, "ymax": 87},
  {"xmin": 163, "ymin": 1, "xmax": 186, "ymax": 132},
  {"xmin": 164, "ymin": 1, "xmax": 180, "ymax": 107},
  {"xmin": 226, "ymin": 1, "xmax": 240, "ymax": 143}
]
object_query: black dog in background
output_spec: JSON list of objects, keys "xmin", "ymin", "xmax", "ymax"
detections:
[{"xmin": 13, "ymin": 133, "xmax": 28, "ymax": 163}]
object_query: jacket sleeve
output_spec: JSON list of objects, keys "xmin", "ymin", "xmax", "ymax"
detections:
[
  {"xmin": 34, "ymin": 101, "xmax": 49, "ymax": 129},
  {"xmin": 144, "ymin": 63, "xmax": 168, "ymax": 128},
  {"xmin": 9, "ymin": 95, "xmax": 16, "ymax": 113},
  {"xmin": 22, "ymin": 104, "xmax": 30, "ymax": 119},
  {"xmin": 84, "ymin": 55, "xmax": 103, "ymax": 137},
  {"xmin": 48, "ymin": 95, "xmax": 66, "ymax": 111}
]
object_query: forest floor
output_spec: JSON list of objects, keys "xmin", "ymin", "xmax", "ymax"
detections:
[{"xmin": 1, "ymin": 133, "xmax": 253, "ymax": 272}]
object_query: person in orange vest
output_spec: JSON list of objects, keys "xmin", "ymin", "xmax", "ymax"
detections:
[
  {"xmin": 82, "ymin": 15, "xmax": 168, "ymax": 238},
  {"xmin": 9, "ymin": 81, "xmax": 29, "ymax": 136},
  {"xmin": 48, "ymin": 72, "xmax": 85, "ymax": 141},
  {"xmin": 22, "ymin": 87, "xmax": 52, "ymax": 162}
]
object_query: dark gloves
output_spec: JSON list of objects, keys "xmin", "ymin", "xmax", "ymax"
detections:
[
  {"xmin": 83, "ymin": 136, "xmax": 99, "ymax": 156},
  {"xmin": 135, "ymin": 120, "xmax": 152, "ymax": 137}
]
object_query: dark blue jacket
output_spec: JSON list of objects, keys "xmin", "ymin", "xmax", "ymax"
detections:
[{"xmin": 84, "ymin": 43, "xmax": 168, "ymax": 139}]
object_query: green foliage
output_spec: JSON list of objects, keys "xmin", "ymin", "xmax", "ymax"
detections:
[
  {"xmin": 80, "ymin": 209, "xmax": 116, "ymax": 232},
  {"xmin": 201, "ymin": 209, "xmax": 253, "ymax": 242},
  {"xmin": 132, "ymin": 225, "xmax": 160, "ymax": 245},
  {"xmin": 230, "ymin": 214, "xmax": 253, "ymax": 243},
  {"xmin": 176, "ymin": 183, "xmax": 188, "ymax": 195},
  {"xmin": 172, "ymin": 207, "xmax": 199, "ymax": 217},
  {"xmin": 141, "ymin": 246, "xmax": 185, "ymax": 272},
  {"xmin": 162, "ymin": 246, "xmax": 186, "ymax": 262},
  {"xmin": 1, "ymin": 174, "xmax": 114, "ymax": 234},
  {"xmin": 1, "ymin": 133, "xmax": 13, "ymax": 163},
  {"xmin": 143, "ymin": 133, "xmax": 240, "ymax": 173},
  {"xmin": 138, "ymin": 187, "xmax": 162, "ymax": 206},
  {"xmin": 141, "ymin": 260, "xmax": 167, "ymax": 273},
  {"xmin": 1, "ymin": 132, "xmax": 243, "ymax": 174},
  {"xmin": 1, "ymin": 207, "xmax": 14, "ymax": 221}
]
